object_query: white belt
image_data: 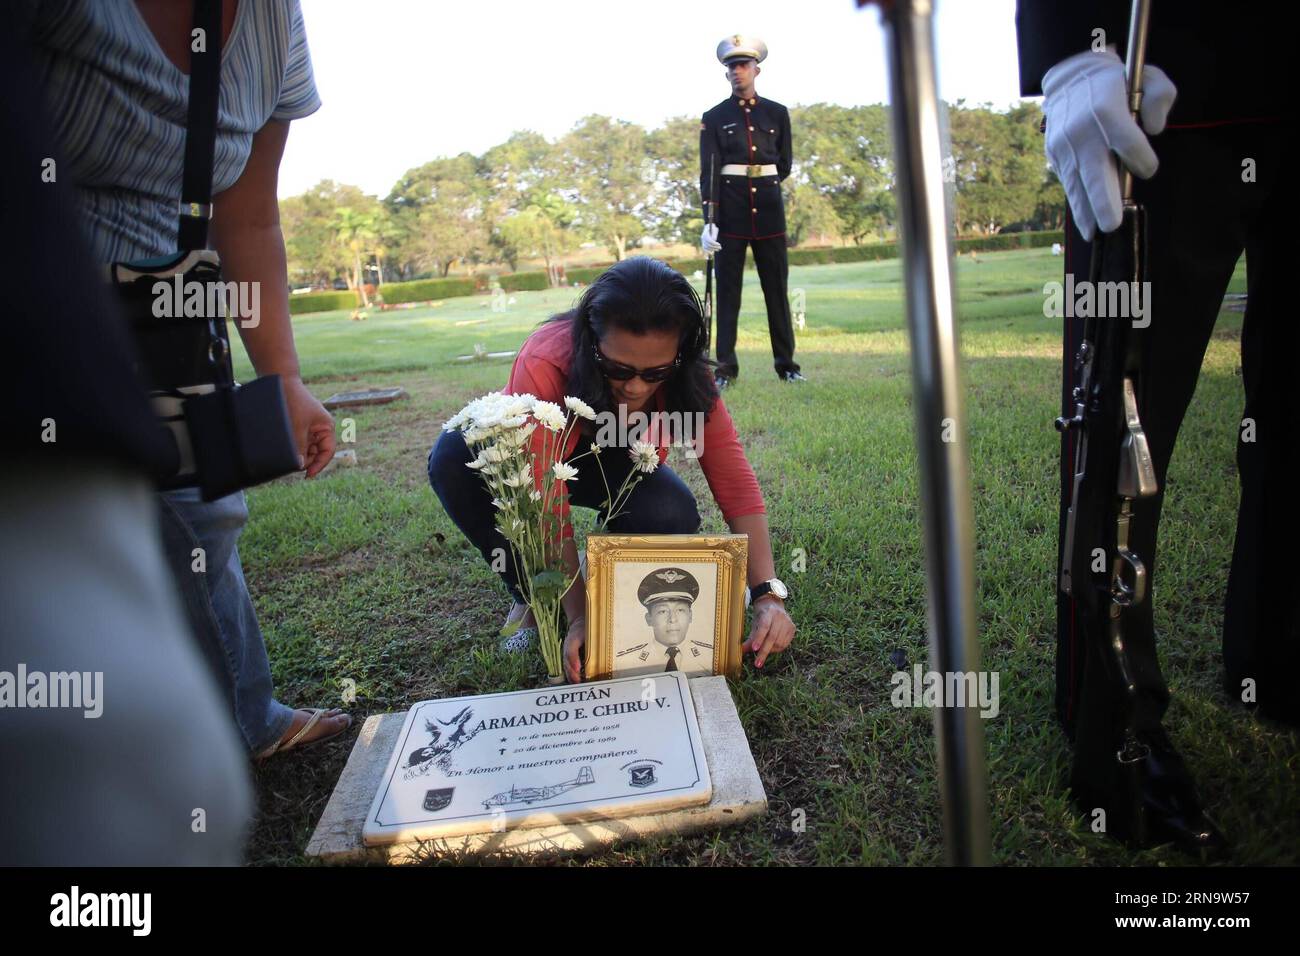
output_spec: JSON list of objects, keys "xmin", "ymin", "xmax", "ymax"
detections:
[{"xmin": 721, "ymin": 163, "xmax": 777, "ymax": 178}]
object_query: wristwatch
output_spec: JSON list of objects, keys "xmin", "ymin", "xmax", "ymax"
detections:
[{"xmin": 746, "ymin": 578, "xmax": 789, "ymax": 608}]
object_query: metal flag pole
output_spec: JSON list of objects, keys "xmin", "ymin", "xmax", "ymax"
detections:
[{"xmin": 861, "ymin": 0, "xmax": 990, "ymax": 866}]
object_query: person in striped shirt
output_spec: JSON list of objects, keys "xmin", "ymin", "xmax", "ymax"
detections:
[{"xmin": 24, "ymin": 0, "xmax": 350, "ymax": 759}]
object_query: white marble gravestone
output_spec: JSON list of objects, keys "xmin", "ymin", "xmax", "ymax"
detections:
[{"xmin": 363, "ymin": 672, "xmax": 711, "ymax": 846}]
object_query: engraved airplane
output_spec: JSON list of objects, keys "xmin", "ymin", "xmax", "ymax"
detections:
[{"xmin": 481, "ymin": 766, "xmax": 595, "ymax": 809}]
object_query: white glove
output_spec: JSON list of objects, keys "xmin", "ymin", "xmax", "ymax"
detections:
[
  {"xmin": 700, "ymin": 222, "xmax": 721, "ymax": 255},
  {"xmin": 1041, "ymin": 48, "xmax": 1177, "ymax": 241}
]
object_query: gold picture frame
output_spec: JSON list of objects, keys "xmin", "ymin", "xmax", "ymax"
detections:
[{"xmin": 583, "ymin": 533, "xmax": 748, "ymax": 681}]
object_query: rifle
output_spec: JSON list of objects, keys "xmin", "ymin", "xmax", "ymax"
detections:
[
  {"xmin": 1054, "ymin": 0, "xmax": 1158, "ymax": 841},
  {"xmin": 703, "ymin": 153, "xmax": 716, "ymax": 353}
]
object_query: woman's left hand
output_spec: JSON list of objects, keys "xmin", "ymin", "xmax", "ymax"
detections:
[
  {"xmin": 743, "ymin": 597, "xmax": 795, "ymax": 669},
  {"xmin": 280, "ymin": 375, "xmax": 336, "ymax": 477}
]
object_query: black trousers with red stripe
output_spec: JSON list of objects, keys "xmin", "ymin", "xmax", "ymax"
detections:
[
  {"xmin": 1057, "ymin": 122, "xmax": 1296, "ymax": 791},
  {"xmin": 713, "ymin": 233, "xmax": 800, "ymax": 379}
]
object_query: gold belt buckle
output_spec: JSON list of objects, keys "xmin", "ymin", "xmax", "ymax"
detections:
[{"xmin": 746, "ymin": 164, "xmax": 763, "ymax": 177}]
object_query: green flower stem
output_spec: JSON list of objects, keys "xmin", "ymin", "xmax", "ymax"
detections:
[{"xmin": 536, "ymin": 598, "xmax": 564, "ymax": 679}]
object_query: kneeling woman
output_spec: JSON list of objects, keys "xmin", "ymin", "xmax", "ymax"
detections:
[{"xmin": 428, "ymin": 256, "xmax": 795, "ymax": 683}]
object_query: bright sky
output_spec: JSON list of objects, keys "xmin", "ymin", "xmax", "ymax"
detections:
[{"xmin": 279, "ymin": 0, "xmax": 1027, "ymax": 199}]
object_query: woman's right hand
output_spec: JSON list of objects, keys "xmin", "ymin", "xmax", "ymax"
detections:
[{"xmin": 563, "ymin": 618, "xmax": 586, "ymax": 684}]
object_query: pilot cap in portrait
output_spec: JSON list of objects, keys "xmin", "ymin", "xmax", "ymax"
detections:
[
  {"xmin": 716, "ymin": 35, "xmax": 768, "ymax": 65},
  {"xmin": 638, "ymin": 568, "xmax": 700, "ymax": 608}
]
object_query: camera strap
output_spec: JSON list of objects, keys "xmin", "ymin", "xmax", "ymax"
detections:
[{"xmin": 177, "ymin": 0, "xmax": 223, "ymax": 252}]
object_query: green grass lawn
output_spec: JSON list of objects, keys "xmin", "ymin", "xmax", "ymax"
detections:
[{"xmin": 235, "ymin": 247, "xmax": 1298, "ymax": 866}]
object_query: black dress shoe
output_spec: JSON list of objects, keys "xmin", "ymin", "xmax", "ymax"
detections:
[
  {"xmin": 1072, "ymin": 726, "xmax": 1228, "ymax": 857},
  {"xmin": 780, "ymin": 370, "xmax": 807, "ymax": 383},
  {"xmin": 1138, "ymin": 729, "xmax": 1229, "ymax": 856}
]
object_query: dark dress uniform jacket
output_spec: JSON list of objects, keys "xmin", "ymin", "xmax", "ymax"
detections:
[
  {"xmin": 1015, "ymin": 1, "xmax": 1285, "ymax": 125},
  {"xmin": 699, "ymin": 96, "xmax": 792, "ymax": 239}
]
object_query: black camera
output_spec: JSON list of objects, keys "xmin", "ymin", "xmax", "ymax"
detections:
[{"xmin": 111, "ymin": 249, "xmax": 300, "ymax": 501}]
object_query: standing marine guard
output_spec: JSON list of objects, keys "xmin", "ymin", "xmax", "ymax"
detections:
[{"xmin": 699, "ymin": 35, "xmax": 805, "ymax": 388}]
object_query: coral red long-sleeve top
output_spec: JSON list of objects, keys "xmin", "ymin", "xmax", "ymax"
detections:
[{"xmin": 505, "ymin": 319, "xmax": 766, "ymax": 539}]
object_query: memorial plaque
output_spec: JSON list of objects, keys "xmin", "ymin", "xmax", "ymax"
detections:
[{"xmin": 362, "ymin": 672, "xmax": 712, "ymax": 846}]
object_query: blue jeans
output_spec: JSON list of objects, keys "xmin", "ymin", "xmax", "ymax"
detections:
[
  {"xmin": 157, "ymin": 488, "xmax": 294, "ymax": 754},
  {"xmin": 428, "ymin": 429, "xmax": 701, "ymax": 603}
]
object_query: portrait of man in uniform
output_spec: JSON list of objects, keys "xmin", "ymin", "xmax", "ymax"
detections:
[
  {"xmin": 604, "ymin": 562, "xmax": 719, "ymax": 678},
  {"xmin": 584, "ymin": 535, "xmax": 749, "ymax": 681}
]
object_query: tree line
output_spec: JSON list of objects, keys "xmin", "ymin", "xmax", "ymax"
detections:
[{"xmin": 280, "ymin": 101, "xmax": 1065, "ymax": 295}]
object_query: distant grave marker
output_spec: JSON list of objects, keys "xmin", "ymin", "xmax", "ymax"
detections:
[
  {"xmin": 455, "ymin": 349, "xmax": 518, "ymax": 362},
  {"xmin": 322, "ymin": 387, "xmax": 408, "ymax": 409}
]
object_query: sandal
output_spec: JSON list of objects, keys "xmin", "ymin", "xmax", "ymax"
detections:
[
  {"xmin": 501, "ymin": 626, "xmax": 537, "ymax": 654},
  {"xmin": 256, "ymin": 708, "xmax": 352, "ymax": 761},
  {"xmin": 500, "ymin": 602, "xmax": 537, "ymax": 654}
]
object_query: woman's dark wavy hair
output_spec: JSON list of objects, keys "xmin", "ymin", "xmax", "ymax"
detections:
[{"xmin": 544, "ymin": 256, "xmax": 719, "ymax": 435}]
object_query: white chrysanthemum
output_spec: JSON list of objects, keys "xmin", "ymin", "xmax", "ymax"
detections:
[
  {"xmin": 456, "ymin": 391, "xmax": 519, "ymax": 435},
  {"xmin": 465, "ymin": 453, "xmax": 487, "ymax": 470},
  {"xmin": 502, "ymin": 463, "xmax": 533, "ymax": 488},
  {"xmin": 532, "ymin": 400, "xmax": 567, "ymax": 432},
  {"xmin": 552, "ymin": 461, "xmax": 579, "ymax": 482},
  {"xmin": 462, "ymin": 393, "xmax": 494, "ymax": 416},
  {"xmin": 529, "ymin": 489, "xmax": 542, "ymax": 501},
  {"xmin": 482, "ymin": 444, "xmax": 511, "ymax": 464},
  {"xmin": 504, "ymin": 421, "xmax": 537, "ymax": 448},
  {"xmin": 480, "ymin": 463, "xmax": 499, "ymax": 476},
  {"xmin": 630, "ymin": 441, "xmax": 659, "ymax": 474},
  {"xmin": 564, "ymin": 396, "xmax": 597, "ymax": 421},
  {"xmin": 504, "ymin": 393, "xmax": 537, "ymax": 418}
]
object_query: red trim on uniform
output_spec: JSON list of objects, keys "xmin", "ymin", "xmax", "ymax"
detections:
[
  {"xmin": 720, "ymin": 231, "xmax": 786, "ymax": 241},
  {"xmin": 1165, "ymin": 115, "xmax": 1284, "ymax": 130}
]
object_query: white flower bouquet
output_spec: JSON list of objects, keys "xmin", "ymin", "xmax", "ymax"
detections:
[{"xmin": 442, "ymin": 391, "xmax": 660, "ymax": 680}]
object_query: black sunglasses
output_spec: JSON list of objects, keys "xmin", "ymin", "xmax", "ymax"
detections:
[{"xmin": 592, "ymin": 341, "xmax": 682, "ymax": 384}]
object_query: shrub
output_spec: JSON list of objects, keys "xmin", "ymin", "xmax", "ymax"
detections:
[
  {"xmin": 662, "ymin": 256, "xmax": 708, "ymax": 274},
  {"xmin": 954, "ymin": 230, "xmax": 1063, "ymax": 254},
  {"xmin": 377, "ymin": 276, "xmax": 479, "ymax": 305},
  {"xmin": 788, "ymin": 247, "xmax": 836, "ymax": 266},
  {"xmin": 565, "ymin": 266, "xmax": 609, "ymax": 285},
  {"xmin": 496, "ymin": 271, "xmax": 550, "ymax": 293},
  {"xmin": 288, "ymin": 290, "xmax": 358, "ymax": 316}
]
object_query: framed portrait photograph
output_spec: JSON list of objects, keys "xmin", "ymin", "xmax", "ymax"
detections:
[{"xmin": 583, "ymin": 534, "xmax": 748, "ymax": 681}]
